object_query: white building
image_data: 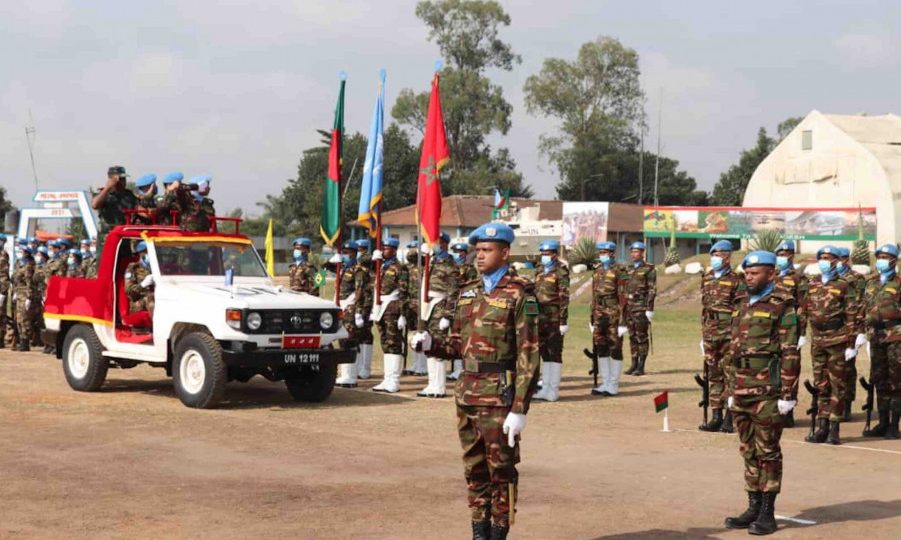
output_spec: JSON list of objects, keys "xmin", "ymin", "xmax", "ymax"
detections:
[{"xmin": 743, "ymin": 110, "xmax": 900, "ymax": 249}]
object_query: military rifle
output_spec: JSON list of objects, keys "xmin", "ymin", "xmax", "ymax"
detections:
[
  {"xmin": 584, "ymin": 347, "xmax": 599, "ymax": 388},
  {"xmin": 694, "ymin": 362, "xmax": 709, "ymax": 427},
  {"xmin": 859, "ymin": 376, "xmax": 874, "ymax": 433},
  {"xmin": 804, "ymin": 380, "xmax": 818, "ymax": 439}
]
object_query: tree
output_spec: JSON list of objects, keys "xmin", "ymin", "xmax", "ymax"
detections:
[
  {"xmin": 392, "ymin": 1, "xmax": 532, "ymax": 198},
  {"xmin": 710, "ymin": 127, "xmax": 775, "ymax": 206},
  {"xmin": 0, "ymin": 186, "xmax": 13, "ymax": 225},
  {"xmin": 777, "ymin": 116, "xmax": 803, "ymax": 142}
]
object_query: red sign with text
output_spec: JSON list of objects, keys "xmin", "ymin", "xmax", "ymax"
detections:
[{"xmin": 282, "ymin": 335, "xmax": 321, "ymax": 349}]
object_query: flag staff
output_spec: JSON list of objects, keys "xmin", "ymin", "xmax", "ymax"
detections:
[
  {"xmin": 331, "ymin": 72, "xmax": 347, "ymax": 306},
  {"xmin": 374, "ymin": 70, "xmax": 386, "ymax": 309}
]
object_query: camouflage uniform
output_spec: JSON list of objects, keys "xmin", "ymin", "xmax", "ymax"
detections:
[
  {"xmin": 124, "ymin": 261, "xmax": 154, "ymax": 314},
  {"xmin": 590, "ymin": 262, "xmax": 625, "ymax": 359},
  {"xmin": 353, "ymin": 257, "xmax": 375, "ymax": 346},
  {"xmin": 97, "ymin": 189, "xmax": 138, "ymax": 233},
  {"xmin": 534, "ymin": 263, "xmax": 569, "ymax": 364},
  {"xmin": 429, "ymin": 270, "xmax": 540, "ymax": 529},
  {"xmin": 426, "ymin": 252, "xmax": 459, "ymax": 334},
  {"xmin": 701, "ymin": 266, "xmax": 748, "ymax": 410},
  {"xmin": 12, "ymin": 258, "xmax": 38, "ymax": 348},
  {"xmin": 838, "ymin": 268, "xmax": 866, "ymax": 411},
  {"xmin": 804, "ymin": 277, "xmax": 855, "ymax": 422},
  {"xmin": 0, "ymin": 249, "xmax": 11, "ymax": 348},
  {"xmin": 161, "ymin": 189, "xmax": 209, "ymax": 232},
  {"xmin": 83, "ymin": 256, "xmax": 98, "ymax": 278},
  {"xmin": 133, "ymin": 189, "xmax": 159, "ymax": 225},
  {"xmin": 864, "ymin": 274, "xmax": 901, "ymax": 418},
  {"xmin": 66, "ymin": 261, "xmax": 86, "ymax": 278},
  {"xmin": 288, "ymin": 258, "xmax": 319, "ymax": 296},
  {"xmin": 774, "ymin": 266, "xmax": 809, "ymax": 404},
  {"xmin": 623, "ymin": 262, "xmax": 657, "ymax": 373},
  {"xmin": 459, "ymin": 262, "xmax": 479, "ymax": 283},
  {"xmin": 338, "ymin": 259, "xmax": 372, "ymax": 344},
  {"xmin": 375, "ymin": 258, "xmax": 409, "ymax": 355},
  {"xmin": 727, "ymin": 285, "xmax": 799, "ymax": 495}
]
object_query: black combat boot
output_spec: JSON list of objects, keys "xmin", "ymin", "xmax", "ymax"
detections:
[
  {"xmin": 843, "ymin": 401, "xmax": 852, "ymax": 421},
  {"xmin": 624, "ymin": 356, "xmax": 638, "ymax": 375},
  {"xmin": 724, "ymin": 491, "xmax": 762, "ymax": 529},
  {"xmin": 886, "ymin": 410, "xmax": 901, "ymax": 440},
  {"xmin": 489, "ymin": 524, "xmax": 509, "ymax": 540},
  {"xmin": 17, "ymin": 341, "xmax": 30, "ymax": 352},
  {"xmin": 471, "ymin": 520, "xmax": 491, "ymax": 540},
  {"xmin": 633, "ymin": 355, "xmax": 646, "ymax": 376},
  {"xmin": 720, "ymin": 410, "xmax": 735, "ymax": 433},
  {"xmin": 863, "ymin": 410, "xmax": 889, "ymax": 437},
  {"xmin": 805, "ymin": 418, "xmax": 828, "ymax": 443},
  {"xmin": 827, "ymin": 420, "xmax": 841, "ymax": 445},
  {"xmin": 699, "ymin": 409, "xmax": 724, "ymax": 432},
  {"xmin": 748, "ymin": 492, "xmax": 778, "ymax": 535},
  {"xmin": 780, "ymin": 410, "xmax": 795, "ymax": 428}
]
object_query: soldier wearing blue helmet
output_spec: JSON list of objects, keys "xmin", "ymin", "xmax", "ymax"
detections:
[
  {"xmin": 132, "ymin": 173, "xmax": 159, "ymax": 225},
  {"xmin": 835, "ymin": 246, "xmax": 867, "ymax": 421},
  {"xmin": 699, "ymin": 239, "xmax": 747, "ymax": 433},
  {"xmin": 532, "ymin": 238, "xmax": 570, "ymax": 402},
  {"xmin": 722, "ymin": 250, "xmax": 800, "ymax": 535},
  {"xmin": 0, "ymin": 234, "xmax": 10, "ymax": 348},
  {"xmin": 11, "ymin": 245, "xmax": 38, "ymax": 351},
  {"xmin": 332, "ymin": 239, "xmax": 373, "ymax": 386},
  {"xmin": 589, "ymin": 240, "xmax": 627, "ymax": 396},
  {"xmin": 288, "ymin": 237, "xmax": 319, "ymax": 297},
  {"xmin": 622, "ymin": 240, "xmax": 656, "ymax": 376},
  {"xmin": 403, "ymin": 240, "xmax": 428, "ymax": 377},
  {"xmin": 370, "ymin": 236, "xmax": 409, "ymax": 394},
  {"xmin": 124, "ymin": 241, "xmax": 154, "ymax": 324},
  {"xmin": 350, "ymin": 239, "xmax": 375, "ymax": 380},
  {"xmin": 189, "ymin": 175, "xmax": 216, "ymax": 226},
  {"xmin": 772, "ymin": 239, "xmax": 809, "ymax": 428},
  {"xmin": 861, "ymin": 243, "xmax": 901, "ymax": 438},
  {"xmin": 416, "ymin": 230, "xmax": 459, "ymax": 398},
  {"xmin": 411, "ymin": 221, "xmax": 539, "ymax": 536}
]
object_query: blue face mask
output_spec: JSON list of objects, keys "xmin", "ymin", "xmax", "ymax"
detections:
[
  {"xmin": 776, "ymin": 256, "xmax": 789, "ymax": 270},
  {"xmin": 876, "ymin": 259, "xmax": 894, "ymax": 273},
  {"xmin": 67, "ymin": 257, "xmax": 76, "ymax": 266},
  {"xmin": 817, "ymin": 260, "xmax": 833, "ymax": 274},
  {"xmin": 836, "ymin": 261, "xmax": 845, "ymax": 272},
  {"xmin": 36, "ymin": 256, "xmax": 45, "ymax": 265},
  {"xmin": 140, "ymin": 254, "xmax": 150, "ymax": 269},
  {"xmin": 293, "ymin": 249, "xmax": 304, "ymax": 260},
  {"xmin": 342, "ymin": 254, "xmax": 353, "ymax": 266},
  {"xmin": 599, "ymin": 254, "xmax": 611, "ymax": 264},
  {"xmin": 452, "ymin": 253, "xmax": 464, "ymax": 264},
  {"xmin": 540, "ymin": 255, "xmax": 554, "ymax": 267},
  {"xmin": 710, "ymin": 256, "xmax": 724, "ymax": 270}
]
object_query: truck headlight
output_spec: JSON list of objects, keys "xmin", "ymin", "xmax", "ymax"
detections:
[
  {"xmin": 246, "ymin": 312, "xmax": 262, "ymax": 331},
  {"xmin": 320, "ymin": 311, "xmax": 334, "ymax": 330},
  {"xmin": 226, "ymin": 309, "xmax": 242, "ymax": 330}
]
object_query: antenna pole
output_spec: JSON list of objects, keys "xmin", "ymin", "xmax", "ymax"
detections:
[
  {"xmin": 653, "ymin": 88, "xmax": 662, "ymax": 207},
  {"xmin": 25, "ymin": 110, "xmax": 39, "ymax": 189}
]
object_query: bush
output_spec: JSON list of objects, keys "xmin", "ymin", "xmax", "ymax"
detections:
[
  {"xmin": 748, "ymin": 229, "xmax": 783, "ymax": 252},
  {"xmin": 568, "ymin": 237, "xmax": 597, "ymax": 266}
]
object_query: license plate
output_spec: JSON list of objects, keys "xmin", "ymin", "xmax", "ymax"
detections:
[
  {"xmin": 283, "ymin": 352, "xmax": 320, "ymax": 365},
  {"xmin": 283, "ymin": 335, "xmax": 321, "ymax": 349}
]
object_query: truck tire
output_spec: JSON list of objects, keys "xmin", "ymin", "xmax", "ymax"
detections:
[
  {"xmin": 173, "ymin": 332, "xmax": 227, "ymax": 409},
  {"xmin": 62, "ymin": 324, "xmax": 108, "ymax": 392},
  {"xmin": 285, "ymin": 362, "xmax": 337, "ymax": 403}
]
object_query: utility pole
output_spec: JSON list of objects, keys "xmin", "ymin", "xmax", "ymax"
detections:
[
  {"xmin": 638, "ymin": 124, "xmax": 644, "ymax": 205},
  {"xmin": 653, "ymin": 88, "xmax": 662, "ymax": 207},
  {"xmin": 25, "ymin": 109, "xmax": 39, "ymax": 189}
]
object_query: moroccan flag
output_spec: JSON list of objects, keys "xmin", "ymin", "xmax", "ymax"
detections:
[
  {"xmin": 264, "ymin": 219, "xmax": 275, "ymax": 277},
  {"xmin": 320, "ymin": 76, "xmax": 346, "ymax": 246},
  {"xmin": 654, "ymin": 391, "xmax": 669, "ymax": 413},
  {"xmin": 356, "ymin": 70, "xmax": 386, "ymax": 238},
  {"xmin": 416, "ymin": 72, "xmax": 450, "ymax": 245}
]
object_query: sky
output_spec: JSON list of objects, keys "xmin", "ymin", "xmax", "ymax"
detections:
[{"xmin": 2, "ymin": 0, "xmax": 900, "ymax": 218}]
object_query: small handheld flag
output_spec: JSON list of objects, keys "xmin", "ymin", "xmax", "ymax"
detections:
[
  {"xmin": 654, "ymin": 391, "xmax": 671, "ymax": 432},
  {"xmin": 313, "ymin": 268, "xmax": 327, "ymax": 288}
]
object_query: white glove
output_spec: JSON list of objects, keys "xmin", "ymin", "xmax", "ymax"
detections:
[
  {"xmin": 25, "ymin": 299, "xmax": 31, "ymax": 311},
  {"xmin": 854, "ymin": 333, "xmax": 867, "ymax": 349},
  {"xmin": 727, "ymin": 396, "xmax": 734, "ymax": 409},
  {"xmin": 777, "ymin": 399, "xmax": 796, "ymax": 415},
  {"xmin": 700, "ymin": 340, "xmax": 705, "ymax": 355},
  {"xmin": 797, "ymin": 335, "xmax": 807, "ymax": 349},
  {"xmin": 588, "ymin": 322, "xmax": 595, "ymax": 334},
  {"xmin": 617, "ymin": 326, "xmax": 628, "ymax": 337},
  {"xmin": 328, "ymin": 253, "xmax": 342, "ymax": 264},
  {"xmin": 844, "ymin": 348, "xmax": 856, "ymax": 361},
  {"xmin": 369, "ymin": 311, "xmax": 378, "ymax": 322},
  {"xmin": 645, "ymin": 311, "xmax": 654, "ymax": 322},
  {"xmin": 559, "ymin": 324, "xmax": 569, "ymax": 335},
  {"xmin": 397, "ymin": 315, "xmax": 407, "ymax": 330},
  {"xmin": 866, "ymin": 342, "xmax": 871, "ymax": 359},
  {"xmin": 411, "ymin": 331, "xmax": 432, "ymax": 352},
  {"xmin": 372, "ymin": 249, "xmax": 383, "ymax": 261},
  {"xmin": 439, "ymin": 317, "xmax": 451, "ymax": 331},
  {"xmin": 140, "ymin": 274, "xmax": 154, "ymax": 288},
  {"xmin": 355, "ymin": 313, "xmax": 365, "ymax": 328},
  {"xmin": 419, "ymin": 243, "xmax": 431, "ymax": 255},
  {"xmin": 502, "ymin": 412, "xmax": 527, "ymax": 448},
  {"xmin": 12, "ymin": 293, "xmax": 17, "ymax": 302}
]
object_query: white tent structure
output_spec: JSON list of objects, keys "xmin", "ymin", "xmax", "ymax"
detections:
[{"xmin": 743, "ymin": 110, "xmax": 901, "ymax": 249}]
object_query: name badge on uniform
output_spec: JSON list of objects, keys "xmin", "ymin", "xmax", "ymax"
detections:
[
  {"xmin": 487, "ymin": 298, "xmax": 509, "ymax": 309},
  {"xmin": 752, "ymin": 311, "xmax": 771, "ymax": 319},
  {"xmin": 461, "ymin": 290, "xmax": 477, "ymax": 298},
  {"xmin": 827, "ymin": 288, "xmax": 841, "ymax": 295},
  {"xmin": 458, "ymin": 298, "xmax": 473, "ymax": 306},
  {"xmin": 886, "ymin": 287, "xmax": 897, "ymax": 294},
  {"xmin": 783, "ymin": 279, "xmax": 795, "ymax": 286},
  {"xmin": 718, "ymin": 280, "xmax": 732, "ymax": 286},
  {"xmin": 606, "ymin": 271, "xmax": 615, "ymax": 278}
]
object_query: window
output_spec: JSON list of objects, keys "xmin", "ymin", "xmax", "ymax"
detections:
[{"xmin": 801, "ymin": 130, "xmax": 812, "ymax": 150}]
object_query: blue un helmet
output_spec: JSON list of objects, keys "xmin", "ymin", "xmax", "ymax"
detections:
[
  {"xmin": 816, "ymin": 245, "xmax": 838, "ymax": 259},
  {"xmin": 135, "ymin": 173, "xmax": 157, "ymax": 189},
  {"xmin": 439, "ymin": 232, "xmax": 451, "ymax": 244},
  {"xmin": 342, "ymin": 240, "xmax": 357, "ymax": 251},
  {"xmin": 162, "ymin": 171, "xmax": 184, "ymax": 185},
  {"xmin": 775, "ymin": 240, "xmax": 796, "ymax": 253},
  {"xmin": 135, "ymin": 241, "xmax": 148, "ymax": 253},
  {"xmin": 355, "ymin": 238, "xmax": 371, "ymax": 251},
  {"xmin": 876, "ymin": 243, "xmax": 900, "ymax": 258},
  {"xmin": 452, "ymin": 242, "xmax": 469, "ymax": 252},
  {"xmin": 538, "ymin": 239, "xmax": 560, "ymax": 252},
  {"xmin": 630, "ymin": 241, "xmax": 646, "ymax": 251},
  {"xmin": 709, "ymin": 239, "xmax": 733, "ymax": 254},
  {"xmin": 742, "ymin": 250, "xmax": 777, "ymax": 269},
  {"xmin": 292, "ymin": 237, "xmax": 312, "ymax": 248},
  {"xmin": 835, "ymin": 246, "xmax": 850, "ymax": 259},
  {"xmin": 382, "ymin": 237, "xmax": 400, "ymax": 248},
  {"xmin": 406, "ymin": 240, "xmax": 420, "ymax": 249},
  {"xmin": 468, "ymin": 222, "xmax": 515, "ymax": 246}
]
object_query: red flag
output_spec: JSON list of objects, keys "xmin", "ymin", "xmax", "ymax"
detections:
[
  {"xmin": 416, "ymin": 72, "xmax": 450, "ymax": 245},
  {"xmin": 654, "ymin": 391, "xmax": 669, "ymax": 413}
]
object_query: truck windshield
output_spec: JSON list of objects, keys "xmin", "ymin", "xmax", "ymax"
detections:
[{"xmin": 154, "ymin": 242, "xmax": 268, "ymax": 278}]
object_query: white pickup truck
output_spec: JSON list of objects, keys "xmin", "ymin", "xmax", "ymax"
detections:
[{"xmin": 42, "ymin": 224, "xmax": 354, "ymax": 408}]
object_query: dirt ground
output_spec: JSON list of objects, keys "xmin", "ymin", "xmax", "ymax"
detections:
[{"xmin": 1, "ymin": 333, "xmax": 899, "ymax": 539}]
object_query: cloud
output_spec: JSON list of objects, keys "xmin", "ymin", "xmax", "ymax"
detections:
[{"xmin": 834, "ymin": 30, "xmax": 900, "ymax": 70}]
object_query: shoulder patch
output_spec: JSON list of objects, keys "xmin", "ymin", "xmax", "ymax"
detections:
[
  {"xmin": 461, "ymin": 289, "xmax": 477, "ymax": 298},
  {"xmin": 783, "ymin": 279, "xmax": 795, "ymax": 286},
  {"xmin": 524, "ymin": 298, "xmax": 539, "ymax": 316},
  {"xmin": 780, "ymin": 313, "xmax": 798, "ymax": 326}
]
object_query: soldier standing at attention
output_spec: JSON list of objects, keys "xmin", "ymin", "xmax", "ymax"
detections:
[
  {"xmin": 288, "ymin": 237, "xmax": 319, "ymax": 296},
  {"xmin": 353, "ymin": 239, "xmax": 375, "ymax": 379},
  {"xmin": 80, "ymin": 239, "xmax": 98, "ymax": 278},
  {"xmin": 418, "ymin": 232, "xmax": 459, "ymax": 398},
  {"xmin": 125, "ymin": 242, "xmax": 155, "ymax": 322},
  {"xmin": 12, "ymin": 246, "xmax": 38, "ymax": 352},
  {"xmin": 699, "ymin": 240, "xmax": 747, "ymax": 433},
  {"xmin": 334, "ymin": 242, "xmax": 363, "ymax": 387},
  {"xmin": 91, "ymin": 166, "xmax": 138, "ymax": 237},
  {"xmin": 623, "ymin": 241, "xmax": 656, "ymax": 376},
  {"xmin": 371, "ymin": 237, "xmax": 409, "ymax": 393},
  {"xmin": 0, "ymin": 234, "xmax": 10, "ymax": 349},
  {"xmin": 191, "ymin": 176, "xmax": 216, "ymax": 227},
  {"xmin": 155, "ymin": 172, "xmax": 183, "ymax": 225},
  {"xmin": 403, "ymin": 241, "xmax": 428, "ymax": 376},
  {"xmin": 590, "ymin": 241, "xmax": 626, "ymax": 396},
  {"xmin": 773, "ymin": 240, "xmax": 808, "ymax": 427},
  {"xmin": 804, "ymin": 246, "xmax": 858, "ymax": 445},
  {"xmin": 723, "ymin": 251, "xmax": 799, "ymax": 536},
  {"xmin": 448, "ymin": 242, "xmax": 478, "ymax": 381},
  {"xmin": 862, "ymin": 244, "xmax": 901, "ymax": 438},
  {"xmin": 412, "ymin": 222, "xmax": 539, "ymax": 540},
  {"xmin": 65, "ymin": 250, "xmax": 85, "ymax": 278},
  {"xmin": 835, "ymin": 246, "xmax": 868, "ymax": 420},
  {"xmin": 531, "ymin": 240, "xmax": 570, "ymax": 402}
]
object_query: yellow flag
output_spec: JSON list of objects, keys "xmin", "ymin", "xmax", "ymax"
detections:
[{"xmin": 264, "ymin": 219, "xmax": 275, "ymax": 277}]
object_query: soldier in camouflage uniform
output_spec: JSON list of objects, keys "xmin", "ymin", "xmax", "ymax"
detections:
[
  {"xmin": 803, "ymin": 246, "xmax": 858, "ymax": 445},
  {"xmin": 353, "ymin": 239, "xmax": 375, "ymax": 378},
  {"xmin": 773, "ymin": 240, "xmax": 809, "ymax": 427},
  {"xmin": 155, "ymin": 172, "xmax": 184, "ymax": 225},
  {"xmin": 862, "ymin": 244, "xmax": 901, "ymax": 439},
  {"xmin": 192, "ymin": 176, "xmax": 217, "ymax": 229},
  {"xmin": 418, "ymin": 232, "xmax": 459, "ymax": 398},
  {"xmin": 371, "ymin": 237, "xmax": 409, "ymax": 393},
  {"xmin": 836, "ymin": 246, "xmax": 868, "ymax": 420},
  {"xmin": 161, "ymin": 177, "xmax": 210, "ymax": 232},
  {"xmin": 722, "ymin": 251, "xmax": 799, "ymax": 536},
  {"xmin": 0, "ymin": 234, "xmax": 11, "ymax": 349},
  {"xmin": 699, "ymin": 240, "xmax": 747, "ymax": 433},
  {"xmin": 133, "ymin": 173, "xmax": 159, "ymax": 225},
  {"xmin": 288, "ymin": 237, "xmax": 319, "ymax": 296},
  {"xmin": 65, "ymin": 250, "xmax": 86, "ymax": 278},
  {"xmin": 448, "ymin": 242, "xmax": 480, "ymax": 381},
  {"xmin": 589, "ymin": 241, "xmax": 626, "ymax": 396},
  {"xmin": 623, "ymin": 241, "xmax": 656, "ymax": 376},
  {"xmin": 531, "ymin": 240, "xmax": 570, "ymax": 402},
  {"xmin": 80, "ymin": 239, "xmax": 98, "ymax": 278},
  {"xmin": 45, "ymin": 240, "xmax": 66, "ymax": 279},
  {"xmin": 32, "ymin": 247, "xmax": 50, "ymax": 349},
  {"xmin": 12, "ymin": 246, "xmax": 38, "ymax": 351},
  {"xmin": 334, "ymin": 242, "xmax": 372, "ymax": 387},
  {"xmin": 403, "ymin": 241, "xmax": 428, "ymax": 376},
  {"xmin": 124, "ymin": 242, "xmax": 155, "ymax": 323},
  {"xmin": 92, "ymin": 166, "xmax": 138, "ymax": 240},
  {"xmin": 413, "ymin": 222, "xmax": 539, "ymax": 540}
]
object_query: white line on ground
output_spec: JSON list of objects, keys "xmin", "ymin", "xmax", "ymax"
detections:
[
  {"xmin": 670, "ymin": 428, "xmax": 901, "ymax": 456},
  {"xmin": 775, "ymin": 514, "xmax": 817, "ymax": 525}
]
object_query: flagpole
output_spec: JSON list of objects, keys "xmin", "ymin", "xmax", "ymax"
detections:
[
  {"xmin": 662, "ymin": 409, "xmax": 670, "ymax": 432},
  {"xmin": 333, "ymin": 71, "xmax": 347, "ymax": 307},
  {"xmin": 373, "ymin": 72, "xmax": 385, "ymax": 311}
]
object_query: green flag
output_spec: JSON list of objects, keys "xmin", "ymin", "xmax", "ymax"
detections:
[{"xmin": 320, "ymin": 76, "xmax": 345, "ymax": 246}]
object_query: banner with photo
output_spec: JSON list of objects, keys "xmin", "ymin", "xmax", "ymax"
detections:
[
  {"xmin": 562, "ymin": 202, "xmax": 609, "ymax": 247},
  {"xmin": 643, "ymin": 206, "xmax": 876, "ymax": 241}
]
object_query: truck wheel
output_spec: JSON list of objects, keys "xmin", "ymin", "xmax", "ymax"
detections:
[
  {"xmin": 285, "ymin": 362, "xmax": 337, "ymax": 403},
  {"xmin": 62, "ymin": 324, "xmax": 108, "ymax": 391},
  {"xmin": 173, "ymin": 333, "xmax": 227, "ymax": 409}
]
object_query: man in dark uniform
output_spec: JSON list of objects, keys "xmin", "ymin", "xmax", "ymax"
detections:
[
  {"xmin": 773, "ymin": 240, "xmax": 808, "ymax": 427},
  {"xmin": 92, "ymin": 166, "xmax": 138, "ymax": 241},
  {"xmin": 531, "ymin": 239, "xmax": 570, "ymax": 402},
  {"xmin": 413, "ymin": 222, "xmax": 539, "ymax": 540},
  {"xmin": 623, "ymin": 241, "xmax": 656, "ymax": 376}
]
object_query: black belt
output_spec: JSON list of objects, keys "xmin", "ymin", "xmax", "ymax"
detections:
[
  {"xmin": 872, "ymin": 319, "xmax": 901, "ymax": 330},
  {"xmin": 463, "ymin": 359, "xmax": 507, "ymax": 373},
  {"xmin": 733, "ymin": 355, "xmax": 775, "ymax": 369},
  {"xmin": 812, "ymin": 319, "xmax": 844, "ymax": 332}
]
